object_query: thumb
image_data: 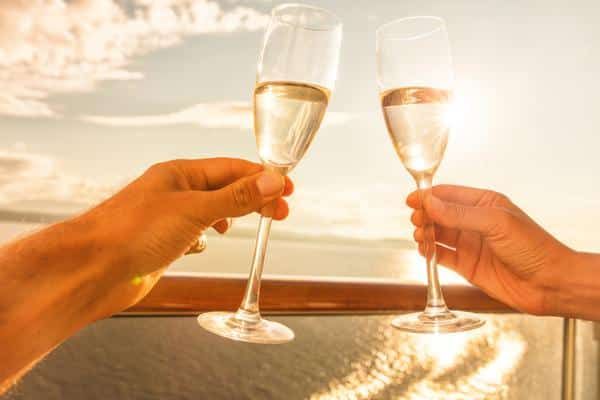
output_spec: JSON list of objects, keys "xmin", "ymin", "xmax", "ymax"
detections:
[
  {"xmin": 425, "ymin": 195, "xmax": 510, "ymax": 236},
  {"xmin": 202, "ymin": 170, "xmax": 285, "ymax": 220}
]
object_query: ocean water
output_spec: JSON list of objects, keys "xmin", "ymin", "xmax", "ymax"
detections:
[
  {"xmin": 4, "ymin": 315, "xmax": 598, "ymax": 399},
  {"xmin": 1, "ymin": 222, "xmax": 599, "ymax": 399}
]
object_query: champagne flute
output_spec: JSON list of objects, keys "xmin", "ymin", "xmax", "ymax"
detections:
[
  {"xmin": 376, "ymin": 16, "xmax": 484, "ymax": 333},
  {"xmin": 198, "ymin": 4, "xmax": 342, "ymax": 344}
]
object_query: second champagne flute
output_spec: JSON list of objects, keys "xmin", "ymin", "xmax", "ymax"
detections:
[
  {"xmin": 197, "ymin": 4, "xmax": 342, "ymax": 344},
  {"xmin": 376, "ymin": 16, "xmax": 484, "ymax": 333}
]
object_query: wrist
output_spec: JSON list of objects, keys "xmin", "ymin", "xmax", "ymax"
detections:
[
  {"xmin": 66, "ymin": 212, "xmax": 148, "ymax": 318},
  {"xmin": 51, "ymin": 217, "xmax": 120, "ymax": 320},
  {"xmin": 70, "ymin": 209, "xmax": 166, "ymax": 317},
  {"xmin": 547, "ymin": 249, "xmax": 600, "ymax": 320}
]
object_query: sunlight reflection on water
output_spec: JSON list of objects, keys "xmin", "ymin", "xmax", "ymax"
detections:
[{"xmin": 310, "ymin": 318, "xmax": 525, "ymax": 400}]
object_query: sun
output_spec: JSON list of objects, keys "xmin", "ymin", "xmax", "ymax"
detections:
[
  {"xmin": 443, "ymin": 90, "xmax": 466, "ymax": 130},
  {"xmin": 443, "ymin": 79, "xmax": 489, "ymax": 153}
]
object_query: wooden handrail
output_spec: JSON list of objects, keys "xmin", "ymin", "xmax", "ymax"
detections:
[{"xmin": 124, "ymin": 273, "xmax": 514, "ymax": 315}]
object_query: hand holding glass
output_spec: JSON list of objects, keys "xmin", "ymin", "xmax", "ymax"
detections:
[{"xmin": 376, "ymin": 17, "xmax": 484, "ymax": 333}]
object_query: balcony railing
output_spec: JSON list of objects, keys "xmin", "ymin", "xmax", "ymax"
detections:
[
  {"xmin": 122, "ymin": 272, "xmax": 577, "ymax": 400},
  {"xmin": 124, "ymin": 272, "xmax": 513, "ymax": 315}
]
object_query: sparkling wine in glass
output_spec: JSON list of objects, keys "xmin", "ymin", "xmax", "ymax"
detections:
[
  {"xmin": 254, "ymin": 80, "xmax": 330, "ymax": 173},
  {"xmin": 197, "ymin": 4, "xmax": 342, "ymax": 344},
  {"xmin": 377, "ymin": 16, "xmax": 484, "ymax": 333}
]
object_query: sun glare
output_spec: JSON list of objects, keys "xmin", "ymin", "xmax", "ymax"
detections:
[
  {"xmin": 445, "ymin": 80, "xmax": 489, "ymax": 153},
  {"xmin": 442, "ymin": 99, "xmax": 458, "ymax": 129}
]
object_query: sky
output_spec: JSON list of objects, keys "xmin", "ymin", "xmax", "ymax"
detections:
[{"xmin": 1, "ymin": 0, "xmax": 600, "ymax": 251}]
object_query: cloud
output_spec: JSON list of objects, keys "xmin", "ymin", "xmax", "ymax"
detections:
[
  {"xmin": 81, "ymin": 102, "xmax": 357, "ymax": 129},
  {"xmin": 0, "ymin": 0, "xmax": 268, "ymax": 117},
  {"xmin": 81, "ymin": 101, "xmax": 251, "ymax": 128},
  {"xmin": 0, "ymin": 148, "xmax": 114, "ymax": 214}
]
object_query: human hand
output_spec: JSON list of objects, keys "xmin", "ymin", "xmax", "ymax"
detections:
[
  {"xmin": 76, "ymin": 158, "xmax": 293, "ymax": 315},
  {"xmin": 408, "ymin": 185, "xmax": 575, "ymax": 315}
]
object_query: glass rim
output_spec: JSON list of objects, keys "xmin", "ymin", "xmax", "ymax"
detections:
[
  {"xmin": 271, "ymin": 3, "xmax": 342, "ymax": 32},
  {"xmin": 376, "ymin": 16, "xmax": 446, "ymax": 41}
]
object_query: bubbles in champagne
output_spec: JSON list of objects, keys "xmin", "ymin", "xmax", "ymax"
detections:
[
  {"xmin": 254, "ymin": 81, "xmax": 330, "ymax": 173},
  {"xmin": 381, "ymin": 87, "xmax": 451, "ymax": 177}
]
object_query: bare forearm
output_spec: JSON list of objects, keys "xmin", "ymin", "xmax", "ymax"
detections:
[
  {"xmin": 0, "ymin": 218, "xmax": 118, "ymax": 391},
  {"xmin": 548, "ymin": 251, "xmax": 600, "ymax": 321}
]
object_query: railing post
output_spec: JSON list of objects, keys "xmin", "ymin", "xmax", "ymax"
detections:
[
  {"xmin": 561, "ymin": 318, "xmax": 576, "ymax": 400},
  {"xmin": 594, "ymin": 322, "xmax": 600, "ymax": 400}
]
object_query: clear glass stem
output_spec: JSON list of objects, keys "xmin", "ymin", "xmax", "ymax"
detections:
[
  {"xmin": 415, "ymin": 173, "xmax": 449, "ymax": 316},
  {"xmin": 235, "ymin": 215, "xmax": 273, "ymax": 322}
]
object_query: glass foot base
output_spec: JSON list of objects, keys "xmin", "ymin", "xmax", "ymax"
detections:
[
  {"xmin": 197, "ymin": 311, "xmax": 294, "ymax": 344},
  {"xmin": 391, "ymin": 310, "xmax": 485, "ymax": 334}
]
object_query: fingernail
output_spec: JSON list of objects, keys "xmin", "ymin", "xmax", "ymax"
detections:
[{"xmin": 256, "ymin": 172, "xmax": 283, "ymax": 196}]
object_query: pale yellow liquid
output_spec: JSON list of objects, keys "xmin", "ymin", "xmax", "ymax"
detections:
[
  {"xmin": 254, "ymin": 81, "xmax": 330, "ymax": 173},
  {"xmin": 381, "ymin": 87, "xmax": 451, "ymax": 177}
]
